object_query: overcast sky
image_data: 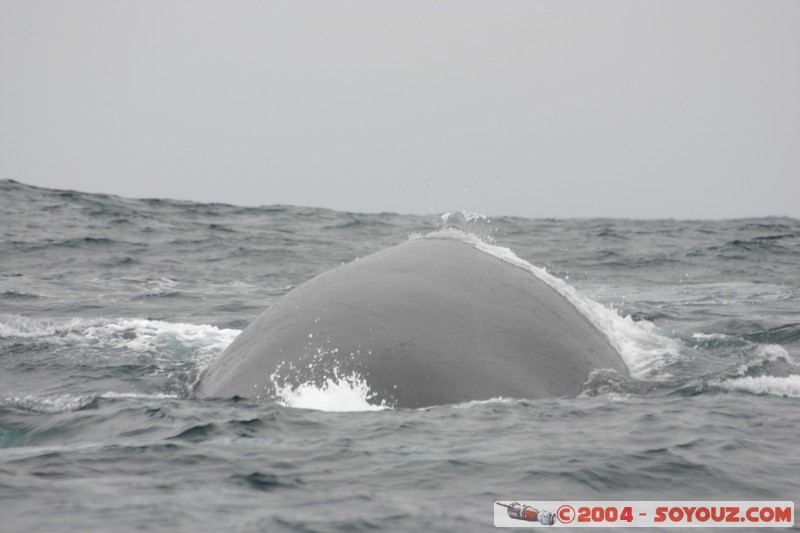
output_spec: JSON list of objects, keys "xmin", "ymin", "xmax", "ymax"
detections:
[{"xmin": 1, "ymin": 1, "xmax": 798, "ymax": 219}]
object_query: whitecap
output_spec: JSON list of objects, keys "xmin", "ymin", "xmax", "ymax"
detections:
[
  {"xmin": 714, "ymin": 375, "xmax": 800, "ymax": 398},
  {"xmin": 0, "ymin": 394, "xmax": 97, "ymax": 413}
]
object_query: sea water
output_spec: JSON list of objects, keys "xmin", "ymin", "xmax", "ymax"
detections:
[{"xmin": 1, "ymin": 180, "xmax": 798, "ymax": 531}]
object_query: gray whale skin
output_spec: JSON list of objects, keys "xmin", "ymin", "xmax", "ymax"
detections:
[{"xmin": 194, "ymin": 235, "xmax": 628, "ymax": 408}]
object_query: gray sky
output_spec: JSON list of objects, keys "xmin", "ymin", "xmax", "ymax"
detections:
[{"xmin": 1, "ymin": 1, "xmax": 798, "ymax": 219}]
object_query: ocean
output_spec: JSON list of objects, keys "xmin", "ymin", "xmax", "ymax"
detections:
[{"xmin": 1, "ymin": 179, "xmax": 798, "ymax": 531}]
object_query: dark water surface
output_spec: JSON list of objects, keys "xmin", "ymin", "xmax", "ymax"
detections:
[{"xmin": 1, "ymin": 180, "xmax": 798, "ymax": 531}]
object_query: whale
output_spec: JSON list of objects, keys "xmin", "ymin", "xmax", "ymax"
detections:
[{"xmin": 194, "ymin": 230, "xmax": 628, "ymax": 408}]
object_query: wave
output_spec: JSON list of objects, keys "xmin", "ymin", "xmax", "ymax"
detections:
[
  {"xmin": 0, "ymin": 391, "xmax": 181, "ymax": 414},
  {"xmin": 0, "ymin": 315, "xmax": 238, "ymax": 353},
  {"xmin": 712, "ymin": 375, "xmax": 800, "ymax": 398},
  {"xmin": 0, "ymin": 315, "xmax": 240, "ymax": 395},
  {"xmin": 0, "ymin": 393, "xmax": 99, "ymax": 414}
]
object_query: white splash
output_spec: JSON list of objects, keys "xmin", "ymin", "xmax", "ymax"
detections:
[
  {"xmin": 440, "ymin": 211, "xmax": 488, "ymax": 224},
  {"xmin": 272, "ymin": 372, "xmax": 389, "ymax": 412}
]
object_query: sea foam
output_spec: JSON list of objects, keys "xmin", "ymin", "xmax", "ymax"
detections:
[{"xmin": 714, "ymin": 375, "xmax": 800, "ymax": 398}]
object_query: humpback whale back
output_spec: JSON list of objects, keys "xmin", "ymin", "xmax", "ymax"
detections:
[{"xmin": 195, "ymin": 235, "xmax": 628, "ymax": 407}]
